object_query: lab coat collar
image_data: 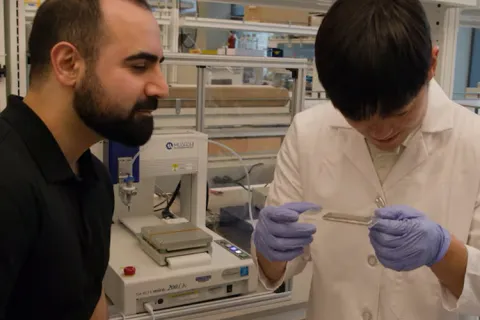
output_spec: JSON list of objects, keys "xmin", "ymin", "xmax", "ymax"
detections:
[
  {"xmin": 329, "ymin": 79, "xmax": 454, "ymax": 133},
  {"xmin": 328, "ymin": 79, "xmax": 453, "ymax": 191}
]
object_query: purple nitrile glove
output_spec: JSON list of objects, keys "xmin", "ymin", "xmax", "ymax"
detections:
[
  {"xmin": 369, "ymin": 205, "xmax": 451, "ymax": 271},
  {"xmin": 253, "ymin": 202, "xmax": 319, "ymax": 262}
]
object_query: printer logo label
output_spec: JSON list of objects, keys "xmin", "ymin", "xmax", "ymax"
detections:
[{"xmin": 166, "ymin": 141, "xmax": 195, "ymax": 150}]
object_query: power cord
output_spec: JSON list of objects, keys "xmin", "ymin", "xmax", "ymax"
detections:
[
  {"xmin": 233, "ymin": 163, "xmax": 263, "ymax": 183},
  {"xmin": 212, "ymin": 163, "xmax": 263, "ymax": 195},
  {"xmin": 160, "ymin": 180, "xmax": 182, "ymax": 218},
  {"xmin": 144, "ymin": 302, "xmax": 156, "ymax": 320}
]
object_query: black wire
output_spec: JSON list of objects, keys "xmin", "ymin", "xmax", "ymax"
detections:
[
  {"xmin": 162, "ymin": 181, "xmax": 182, "ymax": 216},
  {"xmin": 233, "ymin": 163, "xmax": 264, "ymax": 183},
  {"xmin": 233, "ymin": 181, "xmax": 249, "ymax": 191},
  {"xmin": 206, "ymin": 181, "xmax": 210, "ymax": 211},
  {"xmin": 157, "ymin": 180, "xmax": 210, "ymax": 216},
  {"xmin": 154, "ymin": 198, "xmax": 168, "ymax": 209}
]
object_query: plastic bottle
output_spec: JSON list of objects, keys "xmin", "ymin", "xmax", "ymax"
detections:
[{"xmin": 252, "ymin": 34, "xmax": 258, "ymax": 50}]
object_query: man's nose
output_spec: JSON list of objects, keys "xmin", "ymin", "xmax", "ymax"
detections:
[{"xmin": 146, "ymin": 69, "xmax": 169, "ymax": 99}]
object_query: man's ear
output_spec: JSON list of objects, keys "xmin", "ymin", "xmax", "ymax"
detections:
[
  {"xmin": 50, "ymin": 41, "xmax": 85, "ymax": 87},
  {"xmin": 428, "ymin": 45, "xmax": 440, "ymax": 80}
]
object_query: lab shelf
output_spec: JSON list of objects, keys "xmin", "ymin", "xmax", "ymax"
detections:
[
  {"xmin": 429, "ymin": 0, "xmax": 477, "ymax": 6},
  {"xmin": 206, "ymin": 127, "xmax": 288, "ymax": 139},
  {"xmin": 180, "ymin": 17, "xmax": 318, "ymax": 36},
  {"xmin": 460, "ymin": 8, "xmax": 480, "ymax": 27},
  {"xmin": 162, "ymin": 52, "xmax": 309, "ymax": 69},
  {"xmin": 25, "ymin": 6, "xmax": 172, "ymax": 25},
  {"xmin": 208, "ymin": 153, "xmax": 279, "ymax": 169},
  {"xmin": 24, "ymin": 7, "xmax": 35, "ymax": 22},
  {"xmin": 197, "ymin": 0, "xmax": 334, "ymax": 11},
  {"xmin": 197, "ymin": 0, "xmax": 477, "ymax": 10},
  {"xmin": 268, "ymin": 37, "xmax": 317, "ymax": 48}
]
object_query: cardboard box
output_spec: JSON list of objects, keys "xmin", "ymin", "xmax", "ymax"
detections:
[
  {"xmin": 208, "ymin": 137, "xmax": 282, "ymax": 156},
  {"xmin": 244, "ymin": 6, "xmax": 310, "ymax": 26},
  {"xmin": 159, "ymin": 85, "xmax": 290, "ymax": 109},
  {"xmin": 309, "ymin": 15, "xmax": 323, "ymax": 27}
]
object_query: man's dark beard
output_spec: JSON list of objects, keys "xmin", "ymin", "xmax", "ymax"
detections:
[{"xmin": 73, "ymin": 71, "xmax": 158, "ymax": 147}]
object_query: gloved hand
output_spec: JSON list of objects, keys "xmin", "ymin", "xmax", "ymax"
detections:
[
  {"xmin": 369, "ymin": 205, "xmax": 451, "ymax": 271},
  {"xmin": 253, "ymin": 202, "xmax": 319, "ymax": 262}
]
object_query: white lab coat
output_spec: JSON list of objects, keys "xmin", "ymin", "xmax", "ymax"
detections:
[{"xmin": 252, "ymin": 80, "xmax": 480, "ymax": 320}]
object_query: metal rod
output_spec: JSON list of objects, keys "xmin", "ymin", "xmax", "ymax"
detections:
[
  {"xmin": 291, "ymin": 68, "xmax": 306, "ymax": 118},
  {"xmin": 159, "ymin": 97, "xmax": 290, "ymax": 102},
  {"xmin": 297, "ymin": 68, "xmax": 306, "ymax": 113},
  {"xmin": 196, "ymin": 66, "xmax": 206, "ymax": 132}
]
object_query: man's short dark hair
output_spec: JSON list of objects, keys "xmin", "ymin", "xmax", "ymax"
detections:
[
  {"xmin": 28, "ymin": 0, "xmax": 151, "ymax": 85},
  {"xmin": 315, "ymin": 0, "xmax": 432, "ymax": 121}
]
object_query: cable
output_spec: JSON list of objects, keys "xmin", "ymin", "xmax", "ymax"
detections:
[
  {"xmin": 162, "ymin": 180, "xmax": 181, "ymax": 217},
  {"xmin": 233, "ymin": 181, "xmax": 249, "ymax": 191},
  {"xmin": 129, "ymin": 149, "xmax": 143, "ymax": 182},
  {"xmin": 143, "ymin": 302, "xmax": 156, "ymax": 320},
  {"xmin": 206, "ymin": 181, "xmax": 210, "ymax": 211},
  {"xmin": 132, "ymin": 150, "xmax": 141, "ymax": 166},
  {"xmin": 154, "ymin": 198, "xmax": 168, "ymax": 209},
  {"xmin": 208, "ymin": 140, "xmax": 254, "ymax": 226},
  {"xmin": 233, "ymin": 163, "xmax": 263, "ymax": 183}
]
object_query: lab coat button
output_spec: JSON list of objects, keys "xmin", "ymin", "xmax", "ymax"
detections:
[
  {"xmin": 367, "ymin": 255, "xmax": 378, "ymax": 266},
  {"xmin": 362, "ymin": 310, "xmax": 373, "ymax": 320}
]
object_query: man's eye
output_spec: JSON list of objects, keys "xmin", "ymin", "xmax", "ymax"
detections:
[{"xmin": 131, "ymin": 65, "xmax": 147, "ymax": 71}]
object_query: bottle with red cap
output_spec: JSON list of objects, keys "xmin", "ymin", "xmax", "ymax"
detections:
[{"xmin": 227, "ymin": 31, "xmax": 237, "ymax": 49}]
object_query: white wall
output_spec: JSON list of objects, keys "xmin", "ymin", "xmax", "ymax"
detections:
[{"xmin": 453, "ymin": 27, "xmax": 473, "ymax": 99}]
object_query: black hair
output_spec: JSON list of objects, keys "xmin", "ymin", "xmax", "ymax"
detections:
[
  {"xmin": 315, "ymin": 0, "xmax": 432, "ymax": 121},
  {"xmin": 28, "ymin": 0, "xmax": 151, "ymax": 85}
]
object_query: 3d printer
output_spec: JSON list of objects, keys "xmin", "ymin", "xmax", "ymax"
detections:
[{"xmin": 103, "ymin": 130, "xmax": 258, "ymax": 316}]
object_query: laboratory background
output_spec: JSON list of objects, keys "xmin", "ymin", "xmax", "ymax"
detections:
[{"xmin": 0, "ymin": 0, "xmax": 479, "ymax": 319}]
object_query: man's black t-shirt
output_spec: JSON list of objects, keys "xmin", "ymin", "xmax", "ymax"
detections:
[{"xmin": 0, "ymin": 95, "xmax": 114, "ymax": 320}]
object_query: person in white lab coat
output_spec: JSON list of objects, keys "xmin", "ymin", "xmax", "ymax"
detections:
[{"xmin": 252, "ymin": 0, "xmax": 480, "ymax": 319}]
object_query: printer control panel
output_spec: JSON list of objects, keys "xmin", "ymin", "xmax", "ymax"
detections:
[{"xmin": 215, "ymin": 240, "xmax": 250, "ymax": 260}]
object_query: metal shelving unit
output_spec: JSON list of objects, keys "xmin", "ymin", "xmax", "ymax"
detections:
[
  {"xmin": 197, "ymin": 0, "xmax": 478, "ymax": 10},
  {"xmin": 460, "ymin": 8, "xmax": 480, "ymax": 27},
  {"xmin": 180, "ymin": 17, "xmax": 318, "ymax": 35},
  {"xmin": 160, "ymin": 52, "xmax": 308, "ymax": 130},
  {"xmin": 163, "ymin": 52, "xmax": 309, "ymax": 69},
  {"xmin": 9, "ymin": 0, "xmax": 471, "ymax": 98}
]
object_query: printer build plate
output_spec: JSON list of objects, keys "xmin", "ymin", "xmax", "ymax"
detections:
[
  {"xmin": 138, "ymin": 221, "xmax": 213, "ymax": 267},
  {"xmin": 141, "ymin": 222, "xmax": 213, "ymax": 252}
]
